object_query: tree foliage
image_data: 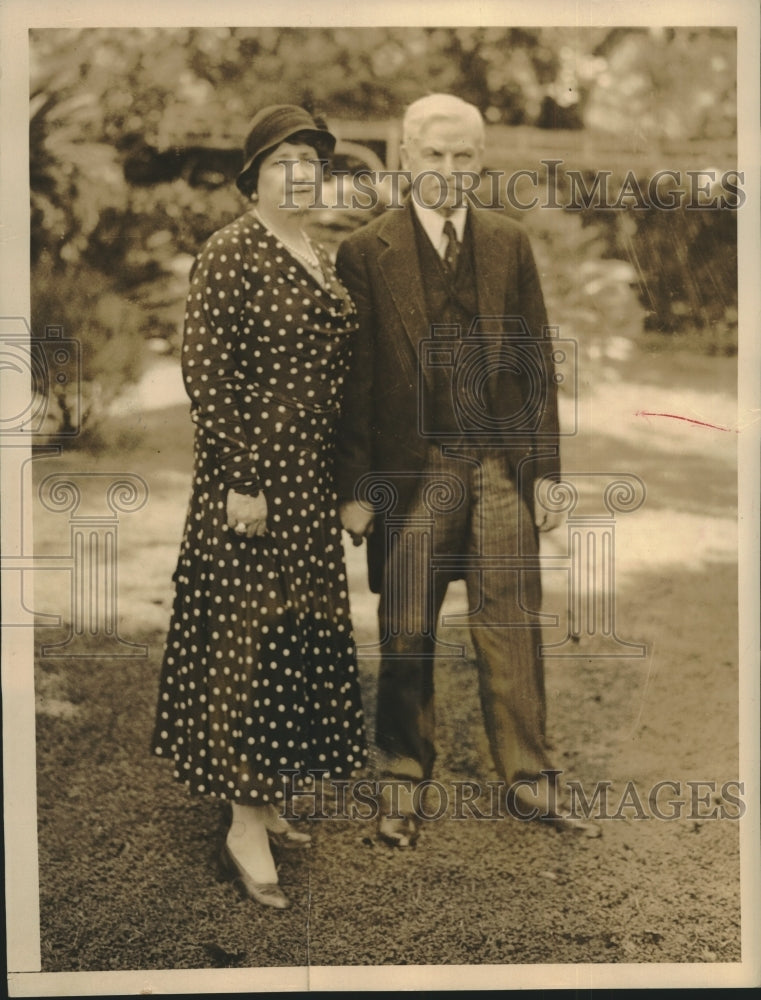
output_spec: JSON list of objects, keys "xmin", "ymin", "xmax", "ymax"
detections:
[{"xmin": 29, "ymin": 27, "xmax": 738, "ymax": 438}]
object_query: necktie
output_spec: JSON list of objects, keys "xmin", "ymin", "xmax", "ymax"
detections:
[{"xmin": 442, "ymin": 219, "xmax": 459, "ymax": 273}]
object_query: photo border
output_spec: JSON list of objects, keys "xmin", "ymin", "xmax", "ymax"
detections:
[{"xmin": 2, "ymin": 0, "xmax": 759, "ymax": 993}]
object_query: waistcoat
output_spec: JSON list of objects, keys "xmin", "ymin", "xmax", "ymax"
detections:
[{"xmin": 412, "ymin": 213, "xmax": 479, "ymax": 439}]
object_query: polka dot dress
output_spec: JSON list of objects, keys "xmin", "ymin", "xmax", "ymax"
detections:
[{"xmin": 152, "ymin": 212, "xmax": 368, "ymax": 803}]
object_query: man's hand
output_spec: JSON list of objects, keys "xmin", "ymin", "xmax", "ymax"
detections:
[
  {"xmin": 534, "ymin": 479, "xmax": 566, "ymax": 533},
  {"xmin": 340, "ymin": 500, "xmax": 374, "ymax": 546},
  {"xmin": 227, "ymin": 489, "xmax": 268, "ymax": 538},
  {"xmin": 535, "ymin": 507, "xmax": 564, "ymax": 533}
]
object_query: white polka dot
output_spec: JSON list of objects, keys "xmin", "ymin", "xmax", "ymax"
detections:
[{"xmin": 153, "ymin": 212, "xmax": 366, "ymax": 803}]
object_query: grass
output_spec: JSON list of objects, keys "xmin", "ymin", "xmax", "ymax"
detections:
[{"xmin": 29, "ymin": 341, "xmax": 746, "ymax": 978}]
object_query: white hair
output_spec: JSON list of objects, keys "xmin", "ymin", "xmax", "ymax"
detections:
[{"xmin": 402, "ymin": 94, "xmax": 485, "ymax": 147}]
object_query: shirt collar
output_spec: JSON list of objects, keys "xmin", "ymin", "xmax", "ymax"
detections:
[{"xmin": 411, "ymin": 201, "xmax": 468, "ymax": 249}]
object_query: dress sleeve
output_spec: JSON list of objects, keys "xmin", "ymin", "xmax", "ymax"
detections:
[
  {"xmin": 334, "ymin": 236, "xmax": 375, "ymax": 502},
  {"xmin": 181, "ymin": 236, "xmax": 260, "ymax": 494}
]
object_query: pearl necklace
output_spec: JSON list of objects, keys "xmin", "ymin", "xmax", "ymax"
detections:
[{"xmin": 252, "ymin": 210, "xmax": 321, "ymax": 271}]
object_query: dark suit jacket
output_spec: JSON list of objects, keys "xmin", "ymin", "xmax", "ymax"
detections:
[{"xmin": 335, "ymin": 201, "xmax": 560, "ymax": 593}]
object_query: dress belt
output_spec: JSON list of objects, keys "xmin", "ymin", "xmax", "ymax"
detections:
[{"xmin": 246, "ymin": 384, "xmax": 340, "ymax": 415}]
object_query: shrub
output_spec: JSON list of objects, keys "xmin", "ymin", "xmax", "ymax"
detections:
[{"xmin": 31, "ymin": 254, "xmax": 147, "ymax": 444}]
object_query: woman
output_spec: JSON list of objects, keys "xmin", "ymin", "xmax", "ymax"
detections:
[{"xmin": 152, "ymin": 105, "xmax": 367, "ymax": 910}]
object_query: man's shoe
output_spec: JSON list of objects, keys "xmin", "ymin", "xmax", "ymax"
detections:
[
  {"xmin": 377, "ymin": 780, "xmax": 420, "ymax": 847},
  {"xmin": 378, "ymin": 813, "xmax": 419, "ymax": 848},
  {"xmin": 548, "ymin": 813, "xmax": 602, "ymax": 838},
  {"xmin": 508, "ymin": 779, "xmax": 602, "ymax": 838}
]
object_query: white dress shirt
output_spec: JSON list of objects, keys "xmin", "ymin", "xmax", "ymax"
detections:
[{"xmin": 411, "ymin": 202, "xmax": 468, "ymax": 259}]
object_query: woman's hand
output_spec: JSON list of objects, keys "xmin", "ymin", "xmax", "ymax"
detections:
[
  {"xmin": 340, "ymin": 500, "xmax": 374, "ymax": 546},
  {"xmin": 227, "ymin": 489, "xmax": 268, "ymax": 538}
]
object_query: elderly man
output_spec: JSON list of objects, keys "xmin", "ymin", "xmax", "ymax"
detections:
[{"xmin": 336, "ymin": 94, "xmax": 596, "ymax": 843}]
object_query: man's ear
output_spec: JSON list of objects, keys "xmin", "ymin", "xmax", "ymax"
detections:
[{"xmin": 399, "ymin": 143, "xmax": 410, "ymax": 171}]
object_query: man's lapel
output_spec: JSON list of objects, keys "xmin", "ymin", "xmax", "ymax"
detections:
[
  {"xmin": 373, "ymin": 205, "xmax": 511, "ymax": 388},
  {"xmin": 470, "ymin": 210, "xmax": 508, "ymax": 317},
  {"xmin": 376, "ymin": 204, "xmax": 432, "ymax": 381}
]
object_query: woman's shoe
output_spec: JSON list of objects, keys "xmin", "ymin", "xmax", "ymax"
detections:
[
  {"xmin": 217, "ymin": 842, "xmax": 290, "ymax": 910},
  {"xmin": 263, "ymin": 804, "xmax": 312, "ymax": 850},
  {"xmin": 267, "ymin": 826, "xmax": 312, "ymax": 850}
]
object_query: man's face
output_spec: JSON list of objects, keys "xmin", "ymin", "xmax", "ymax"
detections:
[{"xmin": 400, "ymin": 116, "xmax": 484, "ymax": 214}]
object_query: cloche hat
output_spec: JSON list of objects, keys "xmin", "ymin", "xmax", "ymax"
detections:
[{"xmin": 236, "ymin": 104, "xmax": 336, "ymax": 197}]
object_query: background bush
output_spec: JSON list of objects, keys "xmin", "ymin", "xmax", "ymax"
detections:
[{"xmin": 29, "ymin": 26, "xmax": 738, "ymax": 439}]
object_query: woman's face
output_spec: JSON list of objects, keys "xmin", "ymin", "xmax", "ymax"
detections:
[{"xmin": 255, "ymin": 140, "xmax": 322, "ymax": 213}]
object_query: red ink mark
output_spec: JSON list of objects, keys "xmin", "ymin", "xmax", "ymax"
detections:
[{"xmin": 635, "ymin": 410, "xmax": 734, "ymax": 432}]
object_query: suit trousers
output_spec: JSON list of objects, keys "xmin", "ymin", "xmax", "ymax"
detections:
[{"xmin": 375, "ymin": 444, "xmax": 556, "ymax": 786}]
